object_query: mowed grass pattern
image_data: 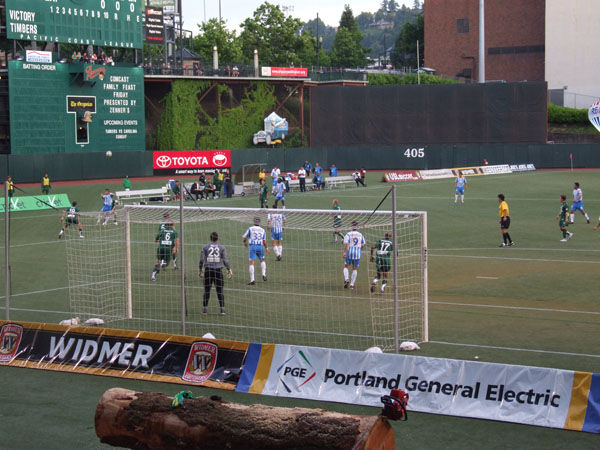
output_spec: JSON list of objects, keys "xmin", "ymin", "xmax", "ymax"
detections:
[{"xmin": 1, "ymin": 169, "xmax": 599, "ymax": 449}]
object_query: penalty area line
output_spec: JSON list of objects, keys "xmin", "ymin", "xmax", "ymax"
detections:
[{"xmin": 430, "ymin": 340, "xmax": 600, "ymax": 359}]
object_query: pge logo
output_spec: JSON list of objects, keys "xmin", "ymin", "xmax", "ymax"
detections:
[
  {"xmin": 156, "ymin": 155, "xmax": 172, "ymax": 168},
  {"xmin": 0, "ymin": 324, "xmax": 23, "ymax": 363},
  {"xmin": 182, "ymin": 341, "xmax": 217, "ymax": 383},
  {"xmin": 276, "ymin": 350, "xmax": 317, "ymax": 393},
  {"xmin": 212, "ymin": 152, "xmax": 228, "ymax": 167}
]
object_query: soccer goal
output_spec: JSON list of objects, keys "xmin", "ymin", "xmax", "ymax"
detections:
[{"xmin": 66, "ymin": 205, "xmax": 428, "ymax": 352}]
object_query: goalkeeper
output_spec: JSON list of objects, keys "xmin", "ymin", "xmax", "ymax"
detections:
[
  {"xmin": 370, "ymin": 232, "xmax": 393, "ymax": 293},
  {"xmin": 199, "ymin": 231, "xmax": 232, "ymax": 316},
  {"xmin": 151, "ymin": 221, "xmax": 179, "ymax": 282}
]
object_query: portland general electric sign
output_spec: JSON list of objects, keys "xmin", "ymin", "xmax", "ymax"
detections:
[{"xmin": 153, "ymin": 150, "xmax": 231, "ymax": 175}]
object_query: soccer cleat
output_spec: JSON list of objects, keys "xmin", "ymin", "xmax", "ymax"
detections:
[
  {"xmin": 114, "ymin": 222, "xmax": 118, "ymax": 226},
  {"xmin": 499, "ymin": 243, "xmax": 506, "ymax": 247},
  {"xmin": 79, "ymin": 235, "xmax": 84, "ymax": 239},
  {"xmin": 350, "ymin": 285, "xmax": 355, "ymax": 290},
  {"xmin": 587, "ymin": 219, "xmax": 590, "ymax": 224},
  {"xmin": 370, "ymin": 284, "xmax": 375, "ymax": 293},
  {"xmin": 173, "ymin": 263, "xmax": 178, "ymax": 270},
  {"xmin": 202, "ymin": 309, "xmax": 207, "ymax": 315},
  {"xmin": 151, "ymin": 275, "xmax": 156, "ymax": 282},
  {"xmin": 262, "ymin": 275, "xmax": 267, "ymax": 281},
  {"xmin": 344, "ymin": 280, "xmax": 349, "ymax": 288},
  {"xmin": 567, "ymin": 231, "xmax": 573, "ymax": 239},
  {"xmin": 58, "ymin": 232, "xmax": 63, "ymax": 239},
  {"xmin": 508, "ymin": 242, "xmax": 515, "ymax": 246},
  {"xmin": 220, "ymin": 309, "xmax": 227, "ymax": 316},
  {"xmin": 248, "ymin": 281, "xmax": 256, "ymax": 285},
  {"xmin": 560, "ymin": 238, "xmax": 568, "ymax": 242},
  {"xmin": 276, "ymin": 255, "xmax": 281, "ymax": 261}
]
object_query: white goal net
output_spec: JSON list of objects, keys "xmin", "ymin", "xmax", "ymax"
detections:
[{"xmin": 65, "ymin": 205, "xmax": 428, "ymax": 351}]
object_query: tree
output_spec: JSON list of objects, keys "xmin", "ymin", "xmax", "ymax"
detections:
[
  {"xmin": 331, "ymin": 5, "xmax": 368, "ymax": 67},
  {"xmin": 239, "ymin": 2, "xmax": 305, "ymax": 66},
  {"xmin": 390, "ymin": 14, "xmax": 423, "ymax": 69},
  {"xmin": 192, "ymin": 18, "xmax": 242, "ymax": 65}
]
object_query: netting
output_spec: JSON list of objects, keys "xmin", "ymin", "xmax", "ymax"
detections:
[{"xmin": 65, "ymin": 205, "xmax": 427, "ymax": 351}]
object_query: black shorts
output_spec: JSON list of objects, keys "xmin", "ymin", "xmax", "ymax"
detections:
[{"xmin": 500, "ymin": 217, "xmax": 511, "ymax": 229}]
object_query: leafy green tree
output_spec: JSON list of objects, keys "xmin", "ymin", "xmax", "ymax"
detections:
[
  {"xmin": 331, "ymin": 5, "xmax": 368, "ymax": 67},
  {"xmin": 390, "ymin": 14, "xmax": 423, "ymax": 68},
  {"xmin": 192, "ymin": 18, "xmax": 242, "ymax": 65},
  {"xmin": 239, "ymin": 2, "xmax": 305, "ymax": 66}
]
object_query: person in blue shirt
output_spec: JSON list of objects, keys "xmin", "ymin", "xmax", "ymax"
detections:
[
  {"xmin": 455, "ymin": 171, "xmax": 467, "ymax": 203},
  {"xmin": 314, "ymin": 163, "xmax": 323, "ymax": 177},
  {"xmin": 97, "ymin": 188, "xmax": 117, "ymax": 225},
  {"xmin": 329, "ymin": 164, "xmax": 338, "ymax": 188},
  {"xmin": 304, "ymin": 160, "xmax": 312, "ymax": 176},
  {"xmin": 242, "ymin": 217, "xmax": 270, "ymax": 285}
]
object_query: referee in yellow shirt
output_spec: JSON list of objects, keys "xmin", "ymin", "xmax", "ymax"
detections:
[{"xmin": 498, "ymin": 194, "xmax": 514, "ymax": 247}]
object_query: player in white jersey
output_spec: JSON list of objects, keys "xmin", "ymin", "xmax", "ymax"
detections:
[
  {"xmin": 97, "ymin": 188, "xmax": 117, "ymax": 226},
  {"xmin": 242, "ymin": 216, "xmax": 270, "ymax": 285},
  {"xmin": 273, "ymin": 177, "xmax": 286, "ymax": 209},
  {"xmin": 343, "ymin": 221, "xmax": 365, "ymax": 289},
  {"xmin": 455, "ymin": 171, "xmax": 467, "ymax": 203},
  {"xmin": 268, "ymin": 206, "xmax": 286, "ymax": 261},
  {"xmin": 570, "ymin": 182, "xmax": 590, "ymax": 224}
]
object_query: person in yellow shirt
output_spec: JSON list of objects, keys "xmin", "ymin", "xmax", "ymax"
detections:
[
  {"xmin": 6, "ymin": 175, "xmax": 14, "ymax": 198},
  {"xmin": 498, "ymin": 193, "xmax": 514, "ymax": 247},
  {"xmin": 41, "ymin": 173, "xmax": 51, "ymax": 194}
]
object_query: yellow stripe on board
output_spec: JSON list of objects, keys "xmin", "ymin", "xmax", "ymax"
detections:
[
  {"xmin": 248, "ymin": 344, "xmax": 275, "ymax": 394},
  {"xmin": 564, "ymin": 371, "xmax": 592, "ymax": 431}
]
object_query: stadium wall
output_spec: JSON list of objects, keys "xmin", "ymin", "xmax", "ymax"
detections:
[{"xmin": 3, "ymin": 144, "xmax": 600, "ymax": 183}]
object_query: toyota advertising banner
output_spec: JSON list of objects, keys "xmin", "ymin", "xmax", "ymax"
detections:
[{"xmin": 153, "ymin": 150, "xmax": 231, "ymax": 175}]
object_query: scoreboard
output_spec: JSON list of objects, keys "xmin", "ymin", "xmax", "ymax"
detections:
[{"xmin": 6, "ymin": 0, "xmax": 143, "ymax": 49}]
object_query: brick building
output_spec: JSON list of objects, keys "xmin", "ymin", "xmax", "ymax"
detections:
[{"xmin": 424, "ymin": 0, "xmax": 545, "ymax": 82}]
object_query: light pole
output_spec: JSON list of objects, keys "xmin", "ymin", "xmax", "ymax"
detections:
[
  {"xmin": 213, "ymin": 45, "xmax": 218, "ymax": 72},
  {"xmin": 253, "ymin": 49, "xmax": 259, "ymax": 77}
]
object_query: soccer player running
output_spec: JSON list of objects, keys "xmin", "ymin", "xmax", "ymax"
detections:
[
  {"xmin": 570, "ymin": 182, "xmax": 590, "ymax": 224},
  {"xmin": 331, "ymin": 199, "xmax": 343, "ymax": 243},
  {"xmin": 151, "ymin": 220, "xmax": 179, "ymax": 281},
  {"xmin": 259, "ymin": 178, "xmax": 269, "ymax": 208},
  {"xmin": 498, "ymin": 194, "xmax": 514, "ymax": 247},
  {"xmin": 273, "ymin": 177, "xmax": 286, "ymax": 209},
  {"xmin": 243, "ymin": 217, "xmax": 270, "ymax": 285},
  {"xmin": 343, "ymin": 221, "xmax": 365, "ymax": 289},
  {"xmin": 557, "ymin": 194, "xmax": 573, "ymax": 242},
  {"xmin": 199, "ymin": 231, "xmax": 232, "ymax": 316},
  {"xmin": 268, "ymin": 206, "xmax": 286, "ymax": 261},
  {"xmin": 370, "ymin": 232, "xmax": 393, "ymax": 293},
  {"xmin": 455, "ymin": 171, "xmax": 467, "ymax": 203},
  {"xmin": 58, "ymin": 201, "xmax": 84, "ymax": 239}
]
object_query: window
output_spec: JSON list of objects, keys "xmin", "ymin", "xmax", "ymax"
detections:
[{"xmin": 456, "ymin": 18, "xmax": 469, "ymax": 33}]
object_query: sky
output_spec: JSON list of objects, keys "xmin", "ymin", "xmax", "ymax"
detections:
[{"xmin": 179, "ymin": 0, "xmax": 415, "ymax": 33}]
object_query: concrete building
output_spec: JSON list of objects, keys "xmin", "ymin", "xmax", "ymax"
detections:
[{"xmin": 424, "ymin": 0, "xmax": 599, "ymax": 107}]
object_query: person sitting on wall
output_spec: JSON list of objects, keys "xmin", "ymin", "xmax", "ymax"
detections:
[
  {"xmin": 205, "ymin": 180, "xmax": 216, "ymax": 199},
  {"xmin": 190, "ymin": 181, "xmax": 203, "ymax": 200}
]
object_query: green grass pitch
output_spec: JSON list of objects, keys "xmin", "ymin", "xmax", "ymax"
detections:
[{"xmin": 1, "ymin": 170, "xmax": 599, "ymax": 448}]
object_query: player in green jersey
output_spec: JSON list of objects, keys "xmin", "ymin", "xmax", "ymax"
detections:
[
  {"xmin": 557, "ymin": 194, "xmax": 573, "ymax": 242},
  {"xmin": 151, "ymin": 222, "xmax": 179, "ymax": 281},
  {"xmin": 370, "ymin": 232, "xmax": 393, "ymax": 293},
  {"xmin": 58, "ymin": 201, "xmax": 84, "ymax": 239},
  {"xmin": 259, "ymin": 179, "xmax": 269, "ymax": 208},
  {"xmin": 331, "ymin": 199, "xmax": 343, "ymax": 243}
]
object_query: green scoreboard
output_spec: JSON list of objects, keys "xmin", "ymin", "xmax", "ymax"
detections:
[
  {"xmin": 6, "ymin": 0, "xmax": 143, "ymax": 49},
  {"xmin": 9, "ymin": 60, "xmax": 145, "ymax": 154}
]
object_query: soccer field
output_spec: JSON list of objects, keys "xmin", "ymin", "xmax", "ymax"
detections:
[{"xmin": 1, "ymin": 170, "xmax": 599, "ymax": 448}]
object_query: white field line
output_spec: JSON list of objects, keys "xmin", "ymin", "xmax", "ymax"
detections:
[
  {"xmin": 430, "ymin": 301, "xmax": 600, "ymax": 315},
  {"xmin": 475, "ymin": 276, "xmax": 499, "ymax": 279},
  {"xmin": 430, "ymin": 340, "xmax": 600, "ymax": 359},
  {"xmin": 433, "ymin": 254, "xmax": 600, "ymax": 264}
]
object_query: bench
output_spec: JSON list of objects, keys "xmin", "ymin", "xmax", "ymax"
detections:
[
  {"xmin": 116, "ymin": 187, "xmax": 168, "ymax": 202},
  {"xmin": 325, "ymin": 175, "xmax": 355, "ymax": 189}
]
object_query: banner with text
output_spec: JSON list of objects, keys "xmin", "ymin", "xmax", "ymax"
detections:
[
  {"xmin": 153, "ymin": 150, "xmax": 231, "ymax": 175},
  {"xmin": 0, "ymin": 321, "xmax": 247, "ymax": 390},
  {"xmin": 244, "ymin": 344, "xmax": 600, "ymax": 433},
  {"xmin": 261, "ymin": 67, "xmax": 308, "ymax": 78},
  {"xmin": 383, "ymin": 171, "xmax": 422, "ymax": 182},
  {"xmin": 0, "ymin": 194, "xmax": 70, "ymax": 213}
]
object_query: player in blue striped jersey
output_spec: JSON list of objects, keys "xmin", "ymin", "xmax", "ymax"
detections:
[
  {"xmin": 242, "ymin": 217, "xmax": 270, "ymax": 285},
  {"xmin": 455, "ymin": 171, "xmax": 467, "ymax": 203},
  {"xmin": 97, "ymin": 188, "xmax": 117, "ymax": 226},
  {"xmin": 343, "ymin": 221, "xmax": 365, "ymax": 289},
  {"xmin": 273, "ymin": 177, "xmax": 286, "ymax": 209},
  {"xmin": 268, "ymin": 206, "xmax": 286, "ymax": 261}
]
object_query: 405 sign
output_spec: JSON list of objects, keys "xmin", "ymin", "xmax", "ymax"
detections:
[{"xmin": 6, "ymin": 0, "xmax": 143, "ymax": 49}]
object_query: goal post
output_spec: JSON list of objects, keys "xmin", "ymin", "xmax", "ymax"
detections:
[{"xmin": 66, "ymin": 205, "xmax": 428, "ymax": 351}]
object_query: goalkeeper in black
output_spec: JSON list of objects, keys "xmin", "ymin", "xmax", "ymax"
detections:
[{"xmin": 199, "ymin": 231, "xmax": 232, "ymax": 316}]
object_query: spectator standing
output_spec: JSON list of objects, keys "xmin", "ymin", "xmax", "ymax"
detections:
[
  {"xmin": 314, "ymin": 163, "xmax": 323, "ymax": 177},
  {"xmin": 122, "ymin": 175, "xmax": 132, "ymax": 191},
  {"xmin": 298, "ymin": 166, "xmax": 307, "ymax": 192},
  {"xmin": 304, "ymin": 160, "xmax": 313, "ymax": 176},
  {"xmin": 224, "ymin": 170, "xmax": 233, "ymax": 198},
  {"xmin": 6, "ymin": 176, "xmax": 14, "ymax": 198},
  {"xmin": 329, "ymin": 164, "xmax": 338, "ymax": 188},
  {"xmin": 360, "ymin": 167, "xmax": 367, "ymax": 186},
  {"xmin": 212, "ymin": 170, "xmax": 222, "ymax": 198},
  {"xmin": 41, "ymin": 173, "xmax": 51, "ymax": 194}
]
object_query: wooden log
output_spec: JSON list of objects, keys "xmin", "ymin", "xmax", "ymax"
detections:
[{"xmin": 95, "ymin": 388, "xmax": 395, "ymax": 450}]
